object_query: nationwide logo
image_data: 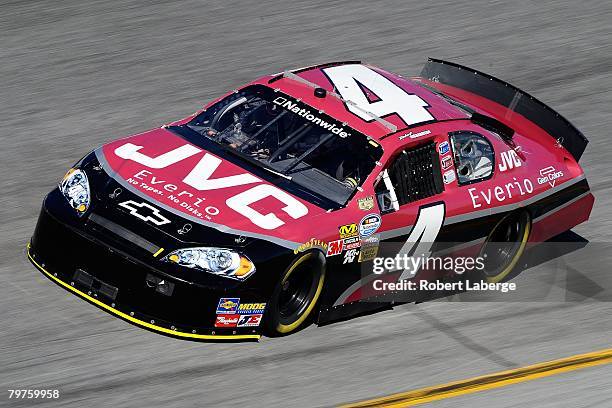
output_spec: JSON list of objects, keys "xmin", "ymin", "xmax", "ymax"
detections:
[
  {"xmin": 216, "ymin": 298, "xmax": 240, "ymax": 314},
  {"xmin": 359, "ymin": 214, "xmax": 381, "ymax": 238},
  {"xmin": 538, "ymin": 166, "xmax": 564, "ymax": 188},
  {"xmin": 273, "ymin": 96, "xmax": 352, "ymax": 138}
]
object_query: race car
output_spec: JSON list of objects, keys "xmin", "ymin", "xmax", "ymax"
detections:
[{"xmin": 28, "ymin": 59, "xmax": 593, "ymax": 341}]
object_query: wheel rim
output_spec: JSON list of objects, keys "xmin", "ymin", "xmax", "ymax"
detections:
[
  {"xmin": 481, "ymin": 212, "xmax": 530, "ymax": 280},
  {"xmin": 277, "ymin": 255, "xmax": 320, "ymax": 326}
]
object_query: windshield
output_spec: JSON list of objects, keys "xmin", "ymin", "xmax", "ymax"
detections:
[{"xmin": 186, "ymin": 85, "xmax": 383, "ymax": 206}]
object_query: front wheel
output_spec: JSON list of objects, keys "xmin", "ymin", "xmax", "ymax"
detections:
[{"xmin": 264, "ymin": 251, "xmax": 326, "ymax": 336}]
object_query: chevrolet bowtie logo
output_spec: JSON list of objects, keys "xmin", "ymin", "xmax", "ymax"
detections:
[{"xmin": 118, "ymin": 200, "xmax": 171, "ymax": 226}]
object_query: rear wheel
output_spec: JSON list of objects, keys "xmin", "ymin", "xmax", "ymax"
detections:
[
  {"xmin": 264, "ymin": 251, "xmax": 326, "ymax": 336},
  {"xmin": 478, "ymin": 211, "xmax": 531, "ymax": 283}
]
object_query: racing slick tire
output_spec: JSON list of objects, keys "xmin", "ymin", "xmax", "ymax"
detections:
[
  {"xmin": 477, "ymin": 211, "xmax": 531, "ymax": 283},
  {"xmin": 264, "ymin": 251, "xmax": 326, "ymax": 336}
]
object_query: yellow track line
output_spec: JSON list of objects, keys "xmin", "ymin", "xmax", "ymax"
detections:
[{"xmin": 341, "ymin": 348, "xmax": 612, "ymax": 407}]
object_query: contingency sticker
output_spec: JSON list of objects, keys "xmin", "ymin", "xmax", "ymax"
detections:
[{"xmin": 216, "ymin": 298, "xmax": 240, "ymax": 314}]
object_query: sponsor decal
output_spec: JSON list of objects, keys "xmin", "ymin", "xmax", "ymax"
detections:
[
  {"xmin": 343, "ymin": 249, "xmax": 359, "ymax": 264},
  {"xmin": 125, "ymin": 169, "xmax": 221, "ymax": 222},
  {"xmin": 358, "ymin": 235, "xmax": 380, "ymax": 262},
  {"xmin": 359, "ymin": 246, "xmax": 379, "ymax": 263},
  {"xmin": 538, "ymin": 166, "xmax": 564, "ymax": 188},
  {"xmin": 359, "ymin": 214, "xmax": 381, "ymax": 238},
  {"xmin": 498, "ymin": 149, "xmax": 522, "ymax": 172},
  {"xmin": 343, "ymin": 236, "xmax": 361, "ymax": 250},
  {"xmin": 294, "ymin": 238, "xmax": 328, "ymax": 254},
  {"xmin": 339, "ymin": 223, "xmax": 358, "ymax": 239},
  {"xmin": 363, "ymin": 235, "xmax": 380, "ymax": 244},
  {"xmin": 216, "ymin": 298, "xmax": 240, "ymax": 314},
  {"xmin": 237, "ymin": 314, "xmax": 263, "ymax": 327},
  {"xmin": 273, "ymin": 96, "xmax": 352, "ymax": 138},
  {"xmin": 113, "ymin": 141, "xmax": 309, "ymax": 230},
  {"xmin": 441, "ymin": 155, "xmax": 453, "ymax": 170},
  {"xmin": 438, "ymin": 141, "xmax": 450, "ymax": 155},
  {"xmin": 327, "ymin": 239, "xmax": 344, "ymax": 256},
  {"xmin": 215, "ymin": 314, "xmax": 239, "ymax": 328},
  {"xmin": 468, "ymin": 177, "xmax": 534, "ymax": 209},
  {"xmin": 237, "ymin": 303, "xmax": 266, "ymax": 314},
  {"xmin": 398, "ymin": 130, "xmax": 431, "ymax": 141},
  {"xmin": 358, "ymin": 196, "xmax": 375, "ymax": 211},
  {"xmin": 118, "ymin": 200, "xmax": 171, "ymax": 226},
  {"xmin": 443, "ymin": 170, "xmax": 456, "ymax": 184}
]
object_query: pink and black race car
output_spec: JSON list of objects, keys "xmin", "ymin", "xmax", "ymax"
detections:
[{"xmin": 28, "ymin": 59, "xmax": 593, "ymax": 340}]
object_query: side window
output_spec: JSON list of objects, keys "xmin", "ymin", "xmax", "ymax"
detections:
[
  {"xmin": 450, "ymin": 131, "xmax": 494, "ymax": 185},
  {"xmin": 375, "ymin": 141, "xmax": 443, "ymax": 214}
]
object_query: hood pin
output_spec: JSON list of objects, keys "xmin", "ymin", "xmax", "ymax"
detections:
[
  {"xmin": 109, "ymin": 188, "xmax": 122, "ymax": 199},
  {"xmin": 177, "ymin": 224, "xmax": 192, "ymax": 235}
]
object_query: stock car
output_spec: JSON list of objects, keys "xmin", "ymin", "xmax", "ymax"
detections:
[{"xmin": 28, "ymin": 59, "xmax": 594, "ymax": 341}]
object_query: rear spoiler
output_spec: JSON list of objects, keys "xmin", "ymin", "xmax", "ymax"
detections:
[{"xmin": 420, "ymin": 59, "xmax": 588, "ymax": 161}]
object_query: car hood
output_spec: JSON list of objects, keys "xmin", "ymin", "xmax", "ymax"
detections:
[{"xmin": 95, "ymin": 127, "xmax": 334, "ymax": 249}]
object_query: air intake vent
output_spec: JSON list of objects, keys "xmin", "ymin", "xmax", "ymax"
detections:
[{"xmin": 388, "ymin": 141, "xmax": 444, "ymax": 206}]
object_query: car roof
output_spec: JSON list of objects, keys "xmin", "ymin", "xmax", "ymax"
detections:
[{"xmin": 250, "ymin": 61, "xmax": 469, "ymax": 142}]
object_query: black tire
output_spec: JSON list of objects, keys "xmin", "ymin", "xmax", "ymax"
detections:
[
  {"xmin": 477, "ymin": 211, "xmax": 531, "ymax": 283},
  {"xmin": 264, "ymin": 251, "xmax": 326, "ymax": 336}
]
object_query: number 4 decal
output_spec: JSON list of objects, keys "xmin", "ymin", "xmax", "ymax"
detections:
[
  {"xmin": 323, "ymin": 64, "xmax": 434, "ymax": 127},
  {"xmin": 395, "ymin": 203, "xmax": 445, "ymax": 281}
]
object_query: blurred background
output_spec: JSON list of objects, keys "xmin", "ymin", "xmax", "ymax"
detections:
[{"xmin": 1, "ymin": 1, "xmax": 611, "ymax": 407}]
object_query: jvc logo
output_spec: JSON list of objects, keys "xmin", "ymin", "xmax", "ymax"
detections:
[
  {"xmin": 118, "ymin": 200, "xmax": 171, "ymax": 226},
  {"xmin": 498, "ymin": 150, "xmax": 522, "ymax": 172},
  {"xmin": 114, "ymin": 143, "xmax": 308, "ymax": 230}
]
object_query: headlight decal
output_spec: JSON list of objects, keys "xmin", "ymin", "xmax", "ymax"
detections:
[
  {"xmin": 163, "ymin": 247, "xmax": 255, "ymax": 281},
  {"xmin": 60, "ymin": 168, "xmax": 91, "ymax": 215}
]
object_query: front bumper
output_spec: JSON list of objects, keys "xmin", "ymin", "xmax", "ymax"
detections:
[{"xmin": 28, "ymin": 198, "xmax": 262, "ymax": 342}]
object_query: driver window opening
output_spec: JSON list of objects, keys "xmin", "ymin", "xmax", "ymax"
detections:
[{"xmin": 449, "ymin": 131, "xmax": 494, "ymax": 184}]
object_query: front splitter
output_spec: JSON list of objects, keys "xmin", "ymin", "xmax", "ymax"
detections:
[{"xmin": 27, "ymin": 244, "xmax": 260, "ymax": 342}]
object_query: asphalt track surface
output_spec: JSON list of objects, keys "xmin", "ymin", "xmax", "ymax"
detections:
[{"xmin": 1, "ymin": 1, "xmax": 612, "ymax": 407}]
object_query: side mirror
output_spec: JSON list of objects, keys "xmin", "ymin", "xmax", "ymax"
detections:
[{"xmin": 376, "ymin": 191, "xmax": 396, "ymax": 214}]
